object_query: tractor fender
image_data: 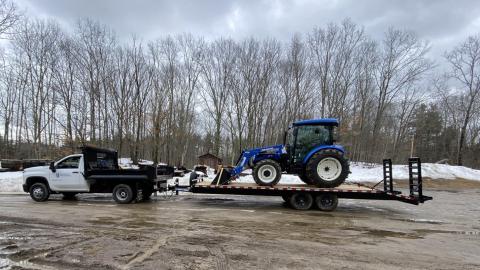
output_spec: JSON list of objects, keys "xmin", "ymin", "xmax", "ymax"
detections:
[{"xmin": 302, "ymin": 145, "xmax": 345, "ymax": 164}]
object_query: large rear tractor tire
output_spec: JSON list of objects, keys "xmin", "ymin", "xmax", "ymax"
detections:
[
  {"xmin": 289, "ymin": 193, "xmax": 313, "ymax": 210},
  {"xmin": 112, "ymin": 184, "xmax": 136, "ymax": 204},
  {"xmin": 298, "ymin": 173, "xmax": 315, "ymax": 185},
  {"xmin": 253, "ymin": 159, "xmax": 282, "ymax": 186},
  {"xmin": 29, "ymin": 183, "xmax": 50, "ymax": 202},
  {"xmin": 305, "ymin": 149, "xmax": 349, "ymax": 188}
]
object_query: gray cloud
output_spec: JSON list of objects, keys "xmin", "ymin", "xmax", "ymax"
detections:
[{"xmin": 15, "ymin": 0, "xmax": 480, "ymax": 63}]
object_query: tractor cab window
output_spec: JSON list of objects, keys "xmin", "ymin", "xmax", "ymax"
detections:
[
  {"xmin": 56, "ymin": 156, "xmax": 80, "ymax": 169},
  {"xmin": 294, "ymin": 125, "xmax": 331, "ymax": 161}
]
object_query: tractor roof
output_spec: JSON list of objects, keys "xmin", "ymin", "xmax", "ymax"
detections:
[{"xmin": 293, "ymin": 118, "xmax": 339, "ymax": 126}]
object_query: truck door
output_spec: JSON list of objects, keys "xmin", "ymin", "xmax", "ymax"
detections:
[{"xmin": 50, "ymin": 156, "xmax": 89, "ymax": 191}]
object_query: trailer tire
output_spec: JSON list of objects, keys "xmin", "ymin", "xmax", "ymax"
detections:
[
  {"xmin": 62, "ymin": 192, "xmax": 77, "ymax": 200},
  {"xmin": 289, "ymin": 193, "xmax": 313, "ymax": 210},
  {"xmin": 253, "ymin": 159, "xmax": 282, "ymax": 186},
  {"xmin": 112, "ymin": 184, "xmax": 136, "ymax": 204},
  {"xmin": 29, "ymin": 183, "xmax": 50, "ymax": 202},
  {"xmin": 306, "ymin": 149, "xmax": 349, "ymax": 188},
  {"xmin": 315, "ymin": 194, "xmax": 338, "ymax": 211}
]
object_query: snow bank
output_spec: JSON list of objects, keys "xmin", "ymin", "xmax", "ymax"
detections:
[
  {"xmin": 235, "ymin": 162, "xmax": 480, "ymax": 184},
  {"xmin": 0, "ymin": 172, "xmax": 23, "ymax": 193}
]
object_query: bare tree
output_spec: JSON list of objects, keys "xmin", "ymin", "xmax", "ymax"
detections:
[{"xmin": 445, "ymin": 34, "xmax": 480, "ymax": 165}]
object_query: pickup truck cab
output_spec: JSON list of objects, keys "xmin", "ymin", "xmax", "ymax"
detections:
[{"xmin": 22, "ymin": 146, "xmax": 168, "ymax": 204}]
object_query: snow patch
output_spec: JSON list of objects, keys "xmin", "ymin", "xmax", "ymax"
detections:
[{"xmin": 0, "ymin": 172, "xmax": 23, "ymax": 193}]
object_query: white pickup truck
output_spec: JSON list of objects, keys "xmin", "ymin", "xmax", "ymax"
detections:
[{"xmin": 22, "ymin": 146, "xmax": 171, "ymax": 204}]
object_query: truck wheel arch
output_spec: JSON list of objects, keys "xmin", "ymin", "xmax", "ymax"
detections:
[{"xmin": 26, "ymin": 177, "xmax": 51, "ymax": 191}]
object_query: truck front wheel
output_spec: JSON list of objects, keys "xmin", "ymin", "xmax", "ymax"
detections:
[
  {"xmin": 29, "ymin": 183, "xmax": 50, "ymax": 202},
  {"xmin": 112, "ymin": 184, "xmax": 136, "ymax": 204}
]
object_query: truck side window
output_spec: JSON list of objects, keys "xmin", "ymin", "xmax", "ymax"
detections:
[{"xmin": 56, "ymin": 156, "xmax": 80, "ymax": 169}]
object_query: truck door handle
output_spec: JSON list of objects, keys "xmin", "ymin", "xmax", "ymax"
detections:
[{"xmin": 72, "ymin": 171, "xmax": 79, "ymax": 174}]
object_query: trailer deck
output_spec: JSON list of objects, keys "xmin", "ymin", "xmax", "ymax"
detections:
[{"xmin": 190, "ymin": 158, "xmax": 432, "ymax": 210}]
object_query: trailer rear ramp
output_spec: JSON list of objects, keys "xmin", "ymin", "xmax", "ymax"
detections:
[{"xmin": 190, "ymin": 158, "xmax": 432, "ymax": 211}]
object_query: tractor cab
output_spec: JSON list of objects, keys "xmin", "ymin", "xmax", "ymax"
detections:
[{"xmin": 285, "ymin": 118, "xmax": 339, "ymax": 168}]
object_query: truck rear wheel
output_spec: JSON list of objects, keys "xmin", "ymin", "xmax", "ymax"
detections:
[
  {"xmin": 289, "ymin": 193, "xmax": 313, "ymax": 210},
  {"xmin": 140, "ymin": 185, "xmax": 153, "ymax": 201},
  {"xmin": 253, "ymin": 159, "xmax": 282, "ymax": 186},
  {"xmin": 112, "ymin": 184, "xmax": 136, "ymax": 204},
  {"xmin": 306, "ymin": 149, "xmax": 349, "ymax": 188},
  {"xmin": 29, "ymin": 183, "xmax": 50, "ymax": 202},
  {"xmin": 315, "ymin": 194, "xmax": 338, "ymax": 211}
]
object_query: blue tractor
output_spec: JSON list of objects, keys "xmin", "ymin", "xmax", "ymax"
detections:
[{"xmin": 213, "ymin": 118, "xmax": 350, "ymax": 188}]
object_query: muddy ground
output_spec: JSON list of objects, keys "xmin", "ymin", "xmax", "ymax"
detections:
[{"xmin": 1, "ymin": 180, "xmax": 480, "ymax": 270}]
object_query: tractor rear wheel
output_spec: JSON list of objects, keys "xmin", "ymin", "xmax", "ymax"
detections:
[
  {"xmin": 306, "ymin": 149, "xmax": 349, "ymax": 188},
  {"xmin": 253, "ymin": 159, "xmax": 282, "ymax": 186},
  {"xmin": 298, "ymin": 173, "xmax": 315, "ymax": 185}
]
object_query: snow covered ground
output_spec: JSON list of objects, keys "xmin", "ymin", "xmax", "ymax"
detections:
[{"xmin": 2, "ymin": 162, "xmax": 480, "ymax": 193}]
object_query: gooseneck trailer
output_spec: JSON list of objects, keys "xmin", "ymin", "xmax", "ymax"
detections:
[{"xmin": 189, "ymin": 158, "xmax": 432, "ymax": 211}]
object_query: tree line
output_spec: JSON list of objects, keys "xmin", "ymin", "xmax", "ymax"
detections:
[{"xmin": 0, "ymin": 2, "xmax": 479, "ymax": 168}]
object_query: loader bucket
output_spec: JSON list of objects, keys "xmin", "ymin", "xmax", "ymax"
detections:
[{"xmin": 211, "ymin": 167, "xmax": 232, "ymax": 185}]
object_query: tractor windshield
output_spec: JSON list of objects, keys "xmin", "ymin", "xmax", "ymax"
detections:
[{"xmin": 294, "ymin": 125, "xmax": 333, "ymax": 161}]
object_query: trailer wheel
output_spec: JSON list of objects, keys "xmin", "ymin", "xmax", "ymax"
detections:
[
  {"xmin": 253, "ymin": 159, "xmax": 282, "ymax": 186},
  {"xmin": 112, "ymin": 184, "xmax": 136, "ymax": 204},
  {"xmin": 29, "ymin": 183, "xmax": 50, "ymax": 202},
  {"xmin": 315, "ymin": 194, "xmax": 338, "ymax": 211},
  {"xmin": 306, "ymin": 149, "xmax": 349, "ymax": 188},
  {"xmin": 289, "ymin": 193, "xmax": 313, "ymax": 210}
]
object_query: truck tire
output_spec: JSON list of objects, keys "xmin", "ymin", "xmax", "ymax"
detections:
[
  {"xmin": 29, "ymin": 183, "xmax": 50, "ymax": 202},
  {"xmin": 305, "ymin": 149, "xmax": 349, "ymax": 188},
  {"xmin": 253, "ymin": 159, "xmax": 282, "ymax": 186},
  {"xmin": 112, "ymin": 184, "xmax": 136, "ymax": 204},
  {"xmin": 289, "ymin": 193, "xmax": 313, "ymax": 210},
  {"xmin": 62, "ymin": 192, "xmax": 78, "ymax": 200},
  {"xmin": 140, "ymin": 185, "xmax": 153, "ymax": 201},
  {"xmin": 315, "ymin": 194, "xmax": 338, "ymax": 211}
]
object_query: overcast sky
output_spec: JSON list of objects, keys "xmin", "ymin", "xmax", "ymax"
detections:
[{"xmin": 15, "ymin": 0, "xmax": 480, "ymax": 67}]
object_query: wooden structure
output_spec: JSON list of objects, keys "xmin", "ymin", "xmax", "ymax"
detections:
[{"xmin": 198, "ymin": 153, "xmax": 222, "ymax": 169}]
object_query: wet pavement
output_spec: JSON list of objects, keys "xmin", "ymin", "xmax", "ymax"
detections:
[{"xmin": 0, "ymin": 183, "xmax": 480, "ymax": 269}]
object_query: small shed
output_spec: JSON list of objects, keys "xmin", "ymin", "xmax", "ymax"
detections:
[{"xmin": 198, "ymin": 153, "xmax": 222, "ymax": 169}]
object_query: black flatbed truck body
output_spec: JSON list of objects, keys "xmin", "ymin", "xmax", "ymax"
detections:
[{"xmin": 190, "ymin": 158, "xmax": 432, "ymax": 209}]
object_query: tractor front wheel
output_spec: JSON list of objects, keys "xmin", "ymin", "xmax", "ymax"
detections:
[
  {"xmin": 306, "ymin": 149, "xmax": 349, "ymax": 188},
  {"xmin": 253, "ymin": 159, "xmax": 282, "ymax": 186}
]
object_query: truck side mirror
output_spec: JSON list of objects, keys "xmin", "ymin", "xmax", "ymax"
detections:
[{"xmin": 49, "ymin": 162, "xmax": 56, "ymax": 172}]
